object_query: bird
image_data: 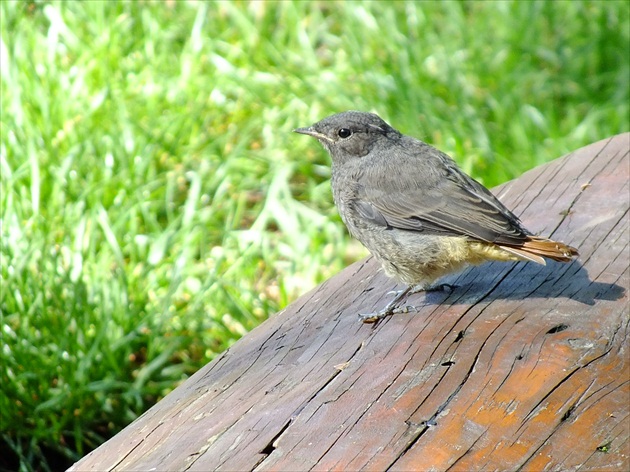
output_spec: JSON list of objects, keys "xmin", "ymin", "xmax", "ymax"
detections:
[{"xmin": 294, "ymin": 111, "xmax": 578, "ymax": 322}]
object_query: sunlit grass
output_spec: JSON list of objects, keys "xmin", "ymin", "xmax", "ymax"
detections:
[{"xmin": 1, "ymin": 1, "xmax": 628, "ymax": 469}]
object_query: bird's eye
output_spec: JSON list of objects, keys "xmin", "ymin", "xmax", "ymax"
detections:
[{"xmin": 338, "ymin": 128, "xmax": 352, "ymax": 138}]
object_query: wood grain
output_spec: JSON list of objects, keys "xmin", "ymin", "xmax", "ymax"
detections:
[{"xmin": 70, "ymin": 133, "xmax": 629, "ymax": 472}]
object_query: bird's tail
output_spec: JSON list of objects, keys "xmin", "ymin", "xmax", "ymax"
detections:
[{"xmin": 499, "ymin": 237, "xmax": 579, "ymax": 265}]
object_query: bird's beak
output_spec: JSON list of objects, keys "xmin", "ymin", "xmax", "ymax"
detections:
[{"xmin": 293, "ymin": 127, "xmax": 333, "ymax": 142}]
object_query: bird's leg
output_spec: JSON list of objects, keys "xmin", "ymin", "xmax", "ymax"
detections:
[
  {"xmin": 359, "ymin": 286, "xmax": 413, "ymax": 323},
  {"xmin": 359, "ymin": 282, "xmax": 457, "ymax": 324}
]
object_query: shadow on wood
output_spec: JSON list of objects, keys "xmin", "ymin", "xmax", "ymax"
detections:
[{"xmin": 71, "ymin": 134, "xmax": 629, "ymax": 472}]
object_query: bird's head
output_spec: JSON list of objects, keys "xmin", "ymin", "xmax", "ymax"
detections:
[{"xmin": 294, "ymin": 111, "xmax": 400, "ymax": 163}]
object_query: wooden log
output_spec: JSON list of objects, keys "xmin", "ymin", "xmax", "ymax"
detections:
[{"xmin": 70, "ymin": 134, "xmax": 629, "ymax": 472}]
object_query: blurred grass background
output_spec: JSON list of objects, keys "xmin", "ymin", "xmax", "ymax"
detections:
[{"xmin": 1, "ymin": 0, "xmax": 628, "ymax": 469}]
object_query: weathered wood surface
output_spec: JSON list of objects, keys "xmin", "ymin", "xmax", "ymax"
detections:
[{"xmin": 71, "ymin": 134, "xmax": 629, "ymax": 472}]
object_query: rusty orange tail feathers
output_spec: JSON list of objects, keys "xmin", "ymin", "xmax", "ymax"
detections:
[{"xmin": 499, "ymin": 236, "xmax": 579, "ymax": 265}]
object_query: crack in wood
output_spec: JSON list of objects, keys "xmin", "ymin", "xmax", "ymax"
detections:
[
  {"xmin": 182, "ymin": 427, "xmax": 228, "ymax": 472},
  {"xmin": 388, "ymin": 334, "xmax": 488, "ymax": 467},
  {"xmin": 259, "ymin": 418, "xmax": 293, "ymax": 456},
  {"xmin": 252, "ymin": 338, "xmax": 367, "ymax": 469},
  {"xmin": 503, "ymin": 319, "xmax": 628, "ymax": 469},
  {"xmin": 517, "ymin": 347, "xmax": 614, "ymax": 436},
  {"xmin": 257, "ymin": 327, "xmax": 281, "ymax": 352},
  {"xmin": 560, "ymin": 403, "xmax": 577, "ymax": 422},
  {"xmin": 109, "ymin": 436, "xmax": 146, "ymax": 471},
  {"xmin": 546, "ymin": 323, "xmax": 569, "ymax": 334},
  {"xmin": 109, "ymin": 420, "xmax": 164, "ymax": 470},
  {"xmin": 493, "ymin": 350, "xmax": 526, "ymax": 393},
  {"xmin": 312, "ymin": 400, "xmax": 376, "ymax": 467},
  {"xmin": 444, "ymin": 428, "xmax": 491, "ymax": 471},
  {"xmin": 580, "ymin": 418, "xmax": 630, "ymax": 466},
  {"xmin": 453, "ymin": 330, "xmax": 465, "ymax": 342}
]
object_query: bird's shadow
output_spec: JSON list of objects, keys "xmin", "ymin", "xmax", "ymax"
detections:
[{"xmin": 422, "ymin": 259, "xmax": 626, "ymax": 307}]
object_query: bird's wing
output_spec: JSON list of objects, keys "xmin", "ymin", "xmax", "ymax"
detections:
[{"xmin": 354, "ymin": 152, "xmax": 530, "ymax": 246}]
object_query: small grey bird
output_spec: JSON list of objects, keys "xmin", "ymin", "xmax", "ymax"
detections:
[{"xmin": 294, "ymin": 111, "xmax": 578, "ymax": 322}]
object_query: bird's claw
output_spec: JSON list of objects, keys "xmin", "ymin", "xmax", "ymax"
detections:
[
  {"xmin": 431, "ymin": 283, "xmax": 456, "ymax": 293},
  {"xmin": 386, "ymin": 288, "xmax": 406, "ymax": 296},
  {"xmin": 359, "ymin": 305, "xmax": 417, "ymax": 324}
]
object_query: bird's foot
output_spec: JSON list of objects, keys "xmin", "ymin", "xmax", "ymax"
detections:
[
  {"xmin": 427, "ymin": 282, "xmax": 456, "ymax": 293},
  {"xmin": 359, "ymin": 286, "xmax": 413, "ymax": 324},
  {"xmin": 386, "ymin": 288, "xmax": 408, "ymax": 296},
  {"xmin": 360, "ymin": 283, "xmax": 456, "ymax": 324},
  {"xmin": 359, "ymin": 304, "xmax": 418, "ymax": 324}
]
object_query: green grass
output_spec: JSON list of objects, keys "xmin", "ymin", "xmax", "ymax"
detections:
[{"xmin": 1, "ymin": 0, "xmax": 628, "ymax": 470}]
